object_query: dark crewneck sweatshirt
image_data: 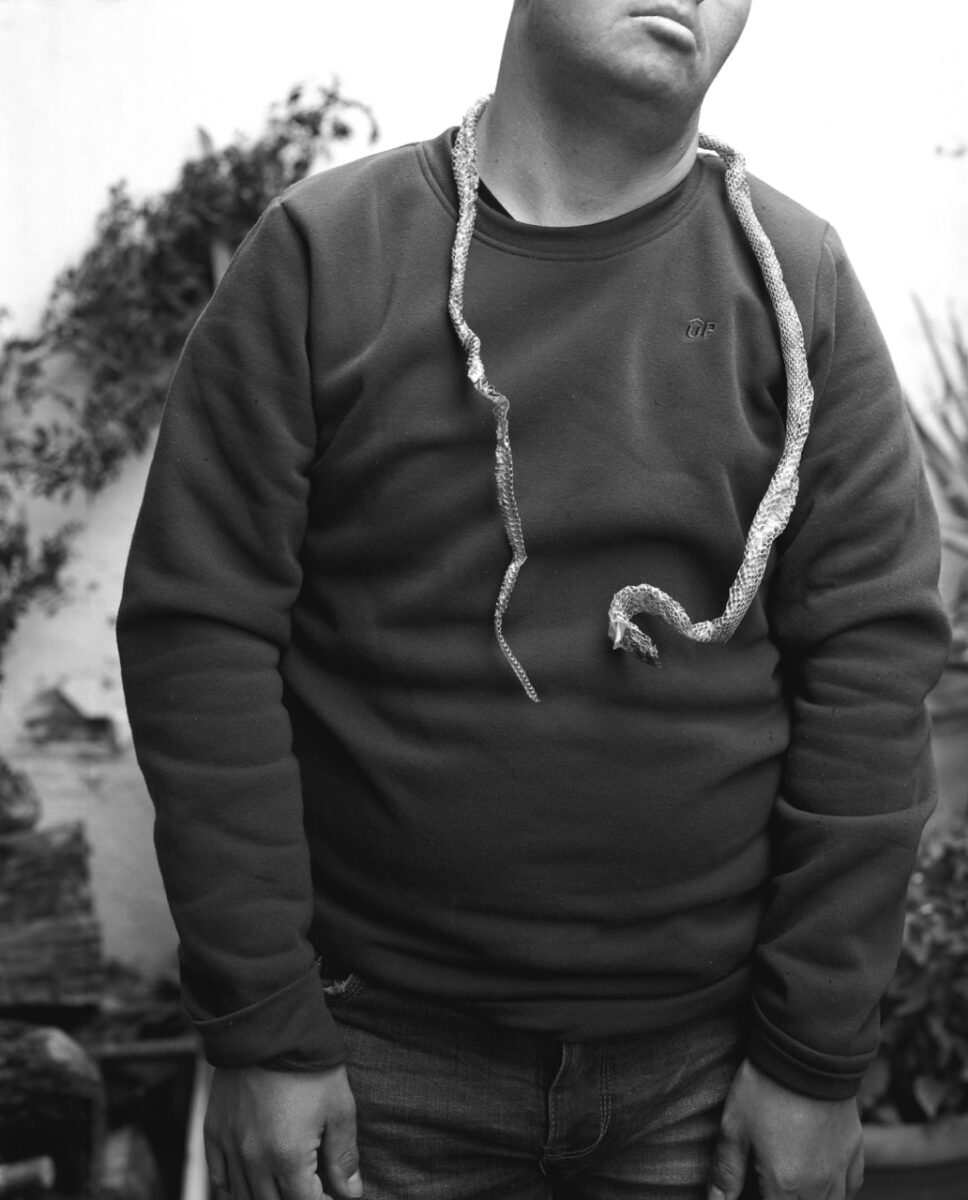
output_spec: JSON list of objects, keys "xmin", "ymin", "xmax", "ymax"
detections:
[{"xmin": 117, "ymin": 130, "xmax": 949, "ymax": 1099}]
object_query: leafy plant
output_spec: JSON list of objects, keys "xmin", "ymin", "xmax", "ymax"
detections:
[
  {"xmin": 0, "ymin": 82, "xmax": 376, "ymax": 501},
  {"xmin": 0, "ymin": 506, "xmax": 70, "ymax": 659},
  {"xmin": 0, "ymin": 82, "xmax": 375, "ymax": 778},
  {"xmin": 908, "ymin": 300, "xmax": 968, "ymax": 670},
  {"xmin": 859, "ymin": 818, "xmax": 968, "ymax": 1124},
  {"xmin": 0, "ymin": 475, "xmax": 72, "ymax": 819}
]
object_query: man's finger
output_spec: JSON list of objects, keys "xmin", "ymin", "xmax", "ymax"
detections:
[
  {"xmin": 846, "ymin": 1145, "xmax": 865, "ymax": 1200},
  {"xmin": 225, "ymin": 1158, "xmax": 263, "ymax": 1200},
  {"xmin": 275, "ymin": 1159, "xmax": 324, "ymax": 1200},
  {"xmin": 319, "ymin": 1100, "xmax": 362, "ymax": 1200},
  {"xmin": 707, "ymin": 1117, "xmax": 750, "ymax": 1200},
  {"xmin": 205, "ymin": 1138, "xmax": 232, "ymax": 1200}
]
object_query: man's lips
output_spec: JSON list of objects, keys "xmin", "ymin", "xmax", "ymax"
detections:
[{"xmin": 629, "ymin": 5, "xmax": 696, "ymax": 34}]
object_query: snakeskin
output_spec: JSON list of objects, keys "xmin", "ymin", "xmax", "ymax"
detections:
[{"xmin": 448, "ymin": 100, "xmax": 815, "ymax": 698}]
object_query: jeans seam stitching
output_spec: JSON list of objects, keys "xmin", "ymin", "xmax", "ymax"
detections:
[
  {"xmin": 542, "ymin": 1047, "xmax": 612, "ymax": 1163},
  {"xmin": 600, "ymin": 1043, "xmax": 611, "ymax": 1142}
]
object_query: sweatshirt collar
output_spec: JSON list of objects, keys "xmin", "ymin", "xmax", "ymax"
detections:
[{"xmin": 419, "ymin": 126, "xmax": 705, "ymax": 260}]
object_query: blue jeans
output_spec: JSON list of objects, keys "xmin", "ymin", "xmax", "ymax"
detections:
[{"xmin": 326, "ymin": 976, "xmax": 747, "ymax": 1199}]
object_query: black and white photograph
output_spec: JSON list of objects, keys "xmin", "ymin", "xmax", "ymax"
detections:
[{"xmin": 1, "ymin": 4, "xmax": 966, "ymax": 1199}]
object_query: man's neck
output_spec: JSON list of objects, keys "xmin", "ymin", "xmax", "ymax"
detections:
[{"xmin": 475, "ymin": 82, "xmax": 699, "ymax": 228}]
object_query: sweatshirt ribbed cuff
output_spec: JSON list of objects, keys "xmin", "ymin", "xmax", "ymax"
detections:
[
  {"xmin": 747, "ymin": 997, "xmax": 874, "ymax": 1101},
  {"xmin": 190, "ymin": 960, "xmax": 344, "ymax": 1071}
]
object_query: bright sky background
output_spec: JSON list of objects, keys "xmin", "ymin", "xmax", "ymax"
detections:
[{"xmin": 2, "ymin": 0, "xmax": 967, "ymax": 393}]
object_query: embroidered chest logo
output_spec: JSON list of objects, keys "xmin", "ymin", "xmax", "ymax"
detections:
[{"xmin": 686, "ymin": 318, "xmax": 718, "ymax": 340}]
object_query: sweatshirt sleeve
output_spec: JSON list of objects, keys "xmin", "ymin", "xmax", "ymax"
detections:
[
  {"xmin": 746, "ymin": 227, "xmax": 951, "ymax": 1099},
  {"xmin": 117, "ymin": 197, "xmax": 342, "ymax": 1070}
]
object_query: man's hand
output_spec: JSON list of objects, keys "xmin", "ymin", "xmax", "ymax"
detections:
[
  {"xmin": 708, "ymin": 1060, "xmax": 864, "ymax": 1200},
  {"xmin": 204, "ymin": 1064, "xmax": 362, "ymax": 1200}
]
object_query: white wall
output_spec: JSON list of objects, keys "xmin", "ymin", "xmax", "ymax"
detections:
[{"xmin": 712, "ymin": 4, "xmax": 968, "ymax": 397}]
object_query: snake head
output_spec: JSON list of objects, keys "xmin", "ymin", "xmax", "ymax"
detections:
[{"xmin": 608, "ymin": 612, "xmax": 660, "ymax": 665}]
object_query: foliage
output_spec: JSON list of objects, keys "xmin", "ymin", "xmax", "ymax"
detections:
[
  {"xmin": 859, "ymin": 819, "xmax": 968, "ymax": 1124},
  {"xmin": 0, "ymin": 83, "xmax": 376, "ymax": 500},
  {"xmin": 0, "ymin": 82, "xmax": 375, "ymax": 687},
  {"xmin": 908, "ymin": 300, "xmax": 968, "ymax": 669},
  {"xmin": 0, "ymin": 488, "xmax": 72, "ymax": 671}
]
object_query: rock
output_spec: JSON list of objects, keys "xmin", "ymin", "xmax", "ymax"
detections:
[{"xmin": 0, "ymin": 760, "xmax": 41, "ymax": 835}]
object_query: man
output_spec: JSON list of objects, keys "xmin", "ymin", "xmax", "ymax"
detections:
[{"xmin": 117, "ymin": 2, "xmax": 951, "ymax": 1199}]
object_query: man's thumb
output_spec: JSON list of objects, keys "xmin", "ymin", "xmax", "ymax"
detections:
[
  {"xmin": 707, "ymin": 1118, "xmax": 750, "ymax": 1200},
  {"xmin": 320, "ymin": 1103, "xmax": 362, "ymax": 1200}
]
